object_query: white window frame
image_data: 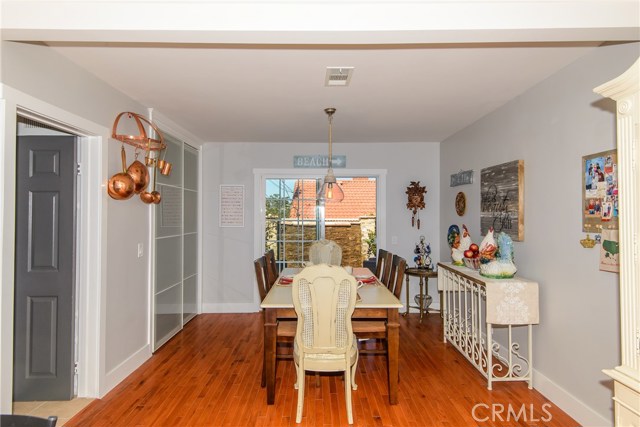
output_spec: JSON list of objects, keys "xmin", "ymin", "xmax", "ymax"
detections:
[{"xmin": 253, "ymin": 168, "xmax": 387, "ymax": 265}]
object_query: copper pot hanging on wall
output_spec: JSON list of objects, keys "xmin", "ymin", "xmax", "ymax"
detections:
[
  {"xmin": 127, "ymin": 155, "xmax": 149, "ymax": 194},
  {"xmin": 110, "ymin": 111, "xmax": 171, "ymax": 202},
  {"xmin": 107, "ymin": 146, "xmax": 135, "ymax": 200}
]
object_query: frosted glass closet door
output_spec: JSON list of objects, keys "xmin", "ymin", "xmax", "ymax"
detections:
[
  {"xmin": 153, "ymin": 135, "xmax": 183, "ymax": 350},
  {"xmin": 183, "ymin": 145, "xmax": 198, "ymax": 323}
]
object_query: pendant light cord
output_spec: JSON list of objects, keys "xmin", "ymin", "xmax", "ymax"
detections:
[{"xmin": 328, "ymin": 113, "xmax": 333, "ymax": 170}]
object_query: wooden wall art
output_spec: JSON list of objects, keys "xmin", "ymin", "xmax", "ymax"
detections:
[
  {"xmin": 480, "ymin": 160, "xmax": 524, "ymax": 241},
  {"xmin": 455, "ymin": 192, "xmax": 466, "ymax": 216},
  {"xmin": 406, "ymin": 181, "xmax": 426, "ymax": 229},
  {"xmin": 582, "ymin": 149, "xmax": 618, "ymax": 232}
]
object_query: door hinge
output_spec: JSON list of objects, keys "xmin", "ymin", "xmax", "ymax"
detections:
[
  {"xmin": 76, "ymin": 163, "xmax": 81, "ymax": 176},
  {"xmin": 74, "ymin": 363, "xmax": 79, "ymax": 375},
  {"xmin": 636, "ymin": 329, "xmax": 640, "ymax": 355}
]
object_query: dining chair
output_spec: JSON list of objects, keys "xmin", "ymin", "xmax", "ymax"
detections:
[
  {"xmin": 387, "ymin": 254, "xmax": 407, "ymax": 300},
  {"xmin": 292, "ymin": 264, "xmax": 358, "ymax": 424},
  {"xmin": 264, "ymin": 249, "xmax": 278, "ymax": 289},
  {"xmin": 375, "ymin": 249, "xmax": 393, "ymax": 287},
  {"xmin": 0, "ymin": 415, "xmax": 58, "ymax": 427},
  {"xmin": 254, "ymin": 256, "xmax": 296, "ymax": 387},
  {"xmin": 308, "ymin": 239, "xmax": 342, "ymax": 266},
  {"xmin": 354, "ymin": 255, "xmax": 406, "ymax": 358}
]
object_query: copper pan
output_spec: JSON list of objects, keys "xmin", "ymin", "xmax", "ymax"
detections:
[
  {"xmin": 107, "ymin": 146, "xmax": 135, "ymax": 200},
  {"xmin": 151, "ymin": 167, "xmax": 161, "ymax": 204},
  {"xmin": 127, "ymin": 155, "xmax": 149, "ymax": 194},
  {"xmin": 139, "ymin": 167, "xmax": 155, "ymax": 204}
]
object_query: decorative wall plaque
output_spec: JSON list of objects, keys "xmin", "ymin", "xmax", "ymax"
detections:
[
  {"xmin": 219, "ymin": 185, "xmax": 244, "ymax": 227},
  {"xmin": 480, "ymin": 160, "xmax": 524, "ymax": 241},
  {"xmin": 450, "ymin": 170, "xmax": 474, "ymax": 187},
  {"xmin": 293, "ymin": 155, "xmax": 346, "ymax": 168},
  {"xmin": 455, "ymin": 192, "xmax": 466, "ymax": 216},
  {"xmin": 582, "ymin": 149, "xmax": 618, "ymax": 232}
]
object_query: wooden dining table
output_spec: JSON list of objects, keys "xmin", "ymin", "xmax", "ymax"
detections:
[{"xmin": 260, "ymin": 267, "xmax": 403, "ymax": 405}]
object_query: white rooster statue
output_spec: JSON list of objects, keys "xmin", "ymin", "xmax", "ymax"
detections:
[
  {"xmin": 478, "ymin": 227, "xmax": 497, "ymax": 262},
  {"xmin": 479, "ymin": 231, "xmax": 517, "ymax": 278},
  {"xmin": 451, "ymin": 224, "xmax": 473, "ymax": 265},
  {"xmin": 459, "ymin": 224, "xmax": 472, "ymax": 252}
]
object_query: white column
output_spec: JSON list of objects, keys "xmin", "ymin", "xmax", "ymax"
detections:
[{"xmin": 594, "ymin": 58, "xmax": 640, "ymax": 427}]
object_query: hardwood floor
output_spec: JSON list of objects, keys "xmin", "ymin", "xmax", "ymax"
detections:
[{"xmin": 67, "ymin": 313, "xmax": 579, "ymax": 426}]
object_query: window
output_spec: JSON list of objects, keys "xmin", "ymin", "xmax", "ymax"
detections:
[{"xmin": 255, "ymin": 169, "xmax": 386, "ymax": 274}]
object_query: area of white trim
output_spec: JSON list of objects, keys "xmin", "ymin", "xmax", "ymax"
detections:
[
  {"xmin": 104, "ymin": 344, "xmax": 152, "ymax": 394},
  {"xmin": 0, "ymin": 96, "xmax": 11, "ymax": 413},
  {"xmin": 2, "ymin": 1, "xmax": 638, "ymax": 44},
  {"xmin": 0, "ymin": 84, "xmax": 108, "ymax": 410},
  {"xmin": 533, "ymin": 369, "xmax": 611, "ymax": 427}
]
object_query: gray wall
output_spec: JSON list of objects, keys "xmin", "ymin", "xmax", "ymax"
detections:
[
  {"xmin": 0, "ymin": 41, "xmax": 194, "ymax": 405},
  {"xmin": 201, "ymin": 141, "xmax": 441, "ymax": 311},
  {"xmin": 440, "ymin": 42, "xmax": 639, "ymax": 426}
]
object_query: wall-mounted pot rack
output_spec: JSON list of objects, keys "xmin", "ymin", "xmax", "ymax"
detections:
[{"xmin": 108, "ymin": 112, "xmax": 173, "ymax": 204}]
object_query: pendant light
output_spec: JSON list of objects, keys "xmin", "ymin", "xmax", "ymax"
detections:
[{"xmin": 317, "ymin": 107, "xmax": 344, "ymax": 203}]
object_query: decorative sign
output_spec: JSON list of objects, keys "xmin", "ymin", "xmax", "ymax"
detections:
[
  {"xmin": 480, "ymin": 160, "xmax": 524, "ymax": 241},
  {"xmin": 219, "ymin": 185, "xmax": 244, "ymax": 227},
  {"xmin": 293, "ymin": 155, "xmax": 346, "ymax": 168},
  {"xmin": 582, "ymin": 149, "xmax": 618, "ymax": 232},
  {"xmin": 450, "ymin": 170, "xmax": 474, "ymax": 187}
]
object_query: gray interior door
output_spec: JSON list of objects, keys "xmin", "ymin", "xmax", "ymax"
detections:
[{"xmin": 13, "ymin": 135, "xmax": 76, "ymax": 401}]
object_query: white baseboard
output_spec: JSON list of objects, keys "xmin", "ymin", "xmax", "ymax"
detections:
[
  {"xmin": 202, "ymin": 302, "xmax": 259, "ymax": 313},
  {"xmin": 102, "ymin": 344, "xmax": 151, "ymax": 397},
  {"xmin": 533, "ymin": 369, "xmax": 612, "ymax": 427}
]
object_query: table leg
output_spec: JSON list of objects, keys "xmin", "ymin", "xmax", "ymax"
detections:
[
  {"xmin": 419, "ymin": 277, "xmax": 425, "ymax": 322},
  {"xmin": 387, "ymin": 308, "xmax": 400, "ymax": 404},
  {"xmin": 404, "ymin": 274, "xmax": 410, "ymax": 316},
  {"xmin": 425, "ymin": 277, "xmax": 431, "ymax": 316},
  {"xmin": 264, "ymin": 308, "xmax": 277, "ymax": 404}
]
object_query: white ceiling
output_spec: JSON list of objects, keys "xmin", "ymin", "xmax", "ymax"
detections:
[{"xmin": 2, "ymin": 1, "xmax": 639, "ymax": 144}]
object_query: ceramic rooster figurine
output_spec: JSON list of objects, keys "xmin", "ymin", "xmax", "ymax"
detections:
[
  {"xmin": 478, "ymin": 227, "xmax": 497, "ymax": 262},
  {"xmin": 479, "ymin": 231, "xmax": 517, "ymax": 279},
  {"xmin": 459, "ymin": 224, "xmax": 472, "ymax": 252}
]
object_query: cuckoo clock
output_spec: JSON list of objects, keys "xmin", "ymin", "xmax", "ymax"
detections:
[{"xmin": 406, "ymin": 181, "xmax": 427, "ymax": 229}]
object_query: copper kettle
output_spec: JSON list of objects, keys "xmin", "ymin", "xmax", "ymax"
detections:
[{"xmin": 107, "ymin": 146, "xmax": 135, "ymax": 200}]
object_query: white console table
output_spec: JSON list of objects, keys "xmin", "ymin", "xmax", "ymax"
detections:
[{"xmin": 437, "ymin": 262, "xmax": 539, "ymax": 390}]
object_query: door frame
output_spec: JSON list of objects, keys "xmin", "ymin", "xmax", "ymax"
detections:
[
  {"xmin": 252, "ymin": 168, "xmax": 387, "ymax": 308},
  {"xmin": 0, "ymin": 86, "xmax": 107, "ymax": 412}
]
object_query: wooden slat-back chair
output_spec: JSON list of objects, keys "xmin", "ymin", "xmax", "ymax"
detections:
[
  {"xmin": 264, "ymin": 249, "xmax": 278, "ymax": 290},
  {"xmin": 354, "ymin": 255, "xmax": 406, "ymax": 359},
  {"xmin": 375, "ymin": 249, "xmax": 394, "ymax": 287},
  {"xmin": 254, "ymin": 256, "xmax": 296, "ymax": 387},
  {"xmin": 387, "ymin": 255, "xmax": 407, "ymax": 300}
]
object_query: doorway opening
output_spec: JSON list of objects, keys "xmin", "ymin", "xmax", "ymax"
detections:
[{"xmin": 13, "ymin": 117, "xmax": 78, "ymax": 401}]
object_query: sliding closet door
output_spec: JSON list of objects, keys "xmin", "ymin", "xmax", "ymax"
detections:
[
  {"xmin": 153, "ymin": 134, "xmax": 183, "ymax": 350},
  {"xmin": 183, "ymin": 145, "xmax": 198, "ymax": 323},
  {"xmin": 152, "ymin": 133, "xmax": 199, "ymax": 351}
]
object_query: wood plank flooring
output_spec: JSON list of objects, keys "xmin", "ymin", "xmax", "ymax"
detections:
[{"xmin": 66, "ymin": 313, "xmax": 580, "ymax": 426}]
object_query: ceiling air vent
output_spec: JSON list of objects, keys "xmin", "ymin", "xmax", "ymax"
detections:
[{"xmin": 325, "ymin": 67, "xmax": 354, "ymax": 87}]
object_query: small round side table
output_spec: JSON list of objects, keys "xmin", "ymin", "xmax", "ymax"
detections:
[{"xmin": 403, "ymin": 268, "xmax": 438, "ymax": 322}]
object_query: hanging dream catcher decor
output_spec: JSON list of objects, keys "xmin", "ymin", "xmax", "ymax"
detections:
[{"xmin": 406, "ymin": 181, "xmax": 427, "ymax": 229}]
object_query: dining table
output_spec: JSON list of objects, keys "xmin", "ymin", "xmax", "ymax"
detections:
[{"xmin": 260, "ymin": 267, "xmax": 403, "ymax": 405}]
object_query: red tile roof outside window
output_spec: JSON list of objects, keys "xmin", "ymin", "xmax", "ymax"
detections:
[{"xmin": 289, "ymin": 177, "xmax": 376, "ymax": 220}]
